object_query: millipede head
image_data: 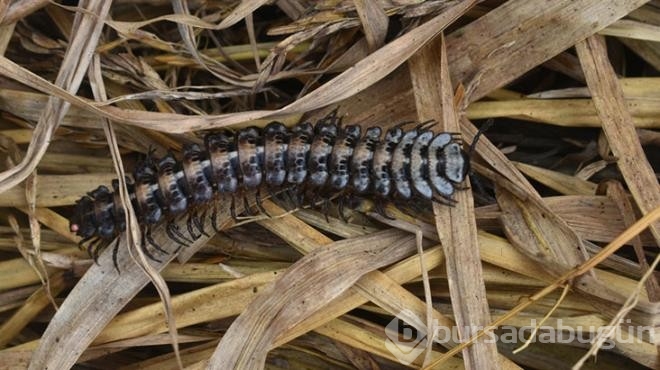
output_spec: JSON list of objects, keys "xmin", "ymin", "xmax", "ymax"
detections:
[
  {"xmin": 70, "ymin": 196, "xmax": 97, "ymax": 238},
  {"xmin": 440, "ymin": 141, "xmax": 471, "ymax": 184}
]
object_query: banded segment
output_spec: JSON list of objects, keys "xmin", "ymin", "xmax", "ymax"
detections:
[
  {"xmin": 410, "ymin": 131, "xmax": 434, "ymax": 199},
  {"xmin": 205, "ymin": 131, "xmax": 239, "ymax": 194},
  {"xmin": 329, "ymin": 125, "xmax": 361, "ymax": 191},
  {"xmin": 156, "ymin": 154, "xmax": 188, "ymax": 215},
  {"xmin": 428, "ymin": 133, "xmax": 458, "ymax": 198},
  {"xmin": 371, "ymin": 127, "xmax": 403, "ymax": 197},
  {"xmin": 286, "ymin": 122, "xmax": 313, "ymax": 185},
  {"xmin": 391, "ymin": 129, "xmax": 418, "ymax": 199},
  {"xmin": 182, "ymin": 144, "xmax": 213, "ymax": 204},
  {"xmin": 264, "ymin": 122, "xmax": 289, "ymax": 187},
  {"xmin": 351, "ymin": 126, "xmax": 381, "ymax": 193},
  {"xmin": 237, "ymin": 127, "xmax": 264, "ymax": 190},
  {"xmin": 133, "ymin": 160, "xmax": 163, "ymax": 225},
  {"xmin": 308, "ymin": 121, "xmax": 337, "ymax": 188}
]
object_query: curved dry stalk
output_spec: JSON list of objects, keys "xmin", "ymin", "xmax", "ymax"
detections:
[
  {"xmin": 572, "ymin": 251, "xmax": 660, "ymax": 369},
  {"xmin": 512, "ymin": 283, "xmax": 571, "ymax": 354},
  {"xmin": 89, "ymin": 52, "xmax": 184, "ymax": 369}
]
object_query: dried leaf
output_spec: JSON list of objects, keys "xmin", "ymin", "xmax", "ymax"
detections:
[
  {"xmin": 209, "ymin": 230, "xmax": 416, "ymax": 369},
  {"xmin": 576, "ymin": 35, "xmax": 660, "ymax": 242}
]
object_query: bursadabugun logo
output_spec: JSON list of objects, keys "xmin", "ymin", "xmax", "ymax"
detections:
[
  {"xmin": 384, "ymin": 309, "xmax": 436, "ymax": 365},
  {"xmin": 384, "ymin": 312, "xmax": 657, "ymax": 366}
]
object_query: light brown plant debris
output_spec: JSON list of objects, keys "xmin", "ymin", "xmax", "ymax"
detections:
[{"xmin": 0, "ymin": 1, "xmax": 658, "ymax": 370}]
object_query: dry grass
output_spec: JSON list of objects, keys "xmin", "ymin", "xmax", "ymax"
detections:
[{"xmin": 0, "ymin": 1, "xmax": 659, "ymax": 369}]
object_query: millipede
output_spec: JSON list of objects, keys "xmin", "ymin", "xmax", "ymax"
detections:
[{"xmin": 69, "ymin": 111, "xmax": 473, "ymax": 270}]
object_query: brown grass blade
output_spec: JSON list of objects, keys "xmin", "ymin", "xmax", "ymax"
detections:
[
  {"xmin": 599, "ymin": 19, "xmax": 660, "ymax": 42},
  {"xmin": 409, "ymin": 35, "xmax": 500, "ymax": 369},
  {"xmin": 497, "ymin": 163, "xmax": 658, "ymax": 362},
  {"xmin": 466, "ymin": 98, "xmax": 660, "ymax": 128},
  {"xmin": 217, "ymin": 0, "xmax": 270, "ymax": 29},
  {"xmin": 225, "ymin": 201, "xmax": 517, "ymax": 369},
  {"xmin": 575, "ymin": 35, "xmax": 660, "ymax": 243},
  {"xmin": 312, "ymin": 317, "xmax": 465, "ymax": 369},
  {"xmin": 87, "ymin": 247, "xmax": 444, "ymax": 349},
  {"xmin": 1, "ymin": 1, "xmax": 49, "ymax": 26},
  {"xmin": 477, "ymin": 195, "xmax": 658, "ymax": 245},
  {"xmin": 619, "ymin": 37, "xmax": 660, "ymax": 70},
  {"xmin": 208, "ymin": 230, "xmax": 416, "ymax": 369},
  {"xmin": 496, "ymin": 189, "xmax": 589, "ymax": 278},
  {"xmin": 514, "ymin": 162, "xmax": 597, "ymax": 196},
  {"xmin": 93, "ymin": 269, "xmax": 280, "ymax": 345},
  {"xmin": 450, "ymin": 0, "xmax": 650, "ymax": 103},
  {"xmin": 335, "ymin": 0, "xmax": 652, "ymax": 132},
  {"xmin": 598, "ymin": 181, "xmax": 660, "ymax": 300},
  {"xmin": 3, "ymin": 2, "xmax": 659, "ymax": 369},
  {"xmin": 0, "ymin": 272, "xmax": 65, "ymax": 348},
  {"xmin": 354, "ymin": 0, "xmax": 388, "ymax": 52},
  {"xmin": 278, "ymin": 0, "xmax": 478, "ymax": 115},
  {"xmin": 423, "ymin": 205, "xmax": 660, "ymax": 369}
]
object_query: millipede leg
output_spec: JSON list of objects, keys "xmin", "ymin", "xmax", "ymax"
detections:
[
  {"xmin": 267, "ymin": 187, "xmax": 276, "ymax": 201},
  {"xmin": 140, "ymin": 229, "xmax": 162, "ymax": 263},
  {"xmin": 86, "ymin": 240, "xmax": 95, "ymax": 263},
  {"xmin": 146, "ymin": 227, "xmax": 169, "ymax": 254},
  {"xmin": 393, "ymin": 120, "xmax": 415, "ymax": 129},
  {"xmin": 454, "ymin": 184, "xmax": 470, "ymax": 191},
  {"xmin": 243, "ymin": 196, "xmax": 254, "ymax": 216},
  {"xmin": 186, "ymin": 214, "xmax": 201, "ymax": 241},
  {"xmin": 193, "ymin": 210, "xmax": 209, "ymax": 237},
  {"xmin": 416, "ymin": 119, "xmax": 436, "ymax": 130},
  {"xmin": 469, "ymin": 173, "xmax": 494, "ymax": 204},
  {"xmin": 321, "ymin": 198, "xmax": 330, "ymax": 223},
  {"xmin": 432, "ymin": 195, "xmax": 458, "ymax": 207},
  {"xmin": 230, "ymin": 197, "xmax": 238, "ymax": 221},
  {"xmin": 309, "ymin": 192, "xmax": 320, "ymax": 208},
  {"xmin": 285, "ymin": 187, "xmax": 301, "ymax": 209},
  {"xmin": 211, "ymin": 207, "xmax": 220, "ymax": 232},
  {"xmin": 375, "ymin": 201, "xmax": 394, "ymax": 220},
  {"xmin": 166, "ymin": 222, "xmax": 192, "ymax": 245},
  {"xmin": 255, "ymin": 190, "xmax": 270, "ymax": 217},
  {"xmin": 337, "ymin": 197, "xmax": 348, "ymax": 223},
  {"xmin": 89, "ymin": 242, "xmax": 99, "ymax": 265},
  {"xmin": 87, "ymin": 238, "xmax": 102, "ymax": 264},
  {"xmin": 111, "ymin": 236, "xmax": 121, "ymax": 273},
  {"xmin": 78, "ymin": 236, "xmax": 94, "ymax": 251}
]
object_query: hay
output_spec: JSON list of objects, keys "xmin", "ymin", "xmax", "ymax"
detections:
[{"xmin": 0, "ymin": 1, "xmax": 658, "ymax": 369}]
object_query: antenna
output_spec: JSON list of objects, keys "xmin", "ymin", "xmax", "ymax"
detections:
[{"xmin": 468, "ymin": 118, "xmax": 494, "ymax": 156}]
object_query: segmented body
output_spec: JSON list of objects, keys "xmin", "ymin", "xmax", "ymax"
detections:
[{"xmin": 69, "ymin": 113, "xmax": 470, "ymax": 265}]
